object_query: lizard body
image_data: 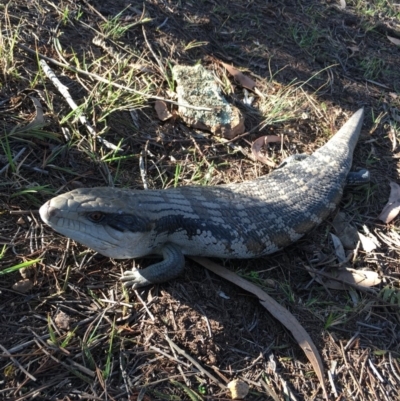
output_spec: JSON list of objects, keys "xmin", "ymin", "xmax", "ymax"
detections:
[{"xmin": 39, "ymin": 109, "xmax": 365, "ymax": 288}]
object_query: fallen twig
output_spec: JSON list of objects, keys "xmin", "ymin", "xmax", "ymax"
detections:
[
  {"xmin": 0, "ymin": 343, "xmax": 37, "ymax": 382},
  {"xmin": 0, "ymin": 147, "xmax": 26, "ymax": 174},
  {"xmin": 39, "ymin": 59, "xmax": 120, "ymax": 152},
  {"xmin": 164, "ymin": 333, "xmax": 226, "ymax": 390}
]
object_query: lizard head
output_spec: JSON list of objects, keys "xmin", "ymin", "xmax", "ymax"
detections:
[{"xmin": 39, "ymin": 187, "xmax": 158, "ymax": 259}]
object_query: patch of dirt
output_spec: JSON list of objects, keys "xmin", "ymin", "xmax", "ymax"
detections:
[{"xmin": 1, "ymin": 0, "xmax": 400, "ymax": 400}]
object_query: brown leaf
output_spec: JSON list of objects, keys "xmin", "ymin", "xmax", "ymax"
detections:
[
  {"xmin": 154, "ymin": 100, "xmax": 172, "ymax": 121},
  {"xmin": 378, "ymin": 182, "xmax": 400, "ymax": 223},
  {"xmin": 190, "ymin": 256, "xmax": 328, "ymax": 401},
  {"xmin": 54, "ymin": 311, "xmax": 71, "ymax": 330},
  {"xmin": 308, "ymin": 267, "xmax": 381, "ymax": 290},
  {"xmin": 251, "ymin": 135, "xmax": 282, "ymax": 166},
  {"xmin": 387, "ymin": 35, "xmax": 400, "ymax": 46},
  {"xmin": 220, "ymin": 62, "xmax": 256, "ymax": 90}
]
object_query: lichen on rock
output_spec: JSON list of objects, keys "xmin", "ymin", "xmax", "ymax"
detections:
[{"xmin": 172, "ymin": 64, "xmax": 245, "ymax": 139}]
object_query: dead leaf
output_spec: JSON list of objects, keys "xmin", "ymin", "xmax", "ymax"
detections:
[
  {"xmin": 190, "ymin": 256, "xmax": 328, "ymax": 401},
  {"xmin": 330, "ymin": 233, "xmax": 346, "ymax": 262},
  {"xmin": 13, "ymin": 96, "xmax": 45, "ymax": 133},
  {"xmin": 387, "ymin": 35, "xmax": 400, "ymax": 46},
  {"xmin": 220, "ymin": 62, "xmax": 256, "ymax": 90},
  {"xmin": 358, "ymin": 230, "xmax": 379, "ymax": 253},
  {"xmin": 154, "ymin": 100, "xmax": 172, "ymax": 121},
  {"xmin": 378, "ymin": 182, "xmax": 400, "ymax": 223},
  {"xmin": 308, "ymin": 267, "xmax": 381, "ymax": 290},
  {"xmin": 12, "ymin": 279, "xmax": 33, "ymax": 293},
  {"xmin": 332, "ymin": 212, "xmax": 359, "ymax": 250},
  {"xmin": 251, "ymin": 135, "xmax": 282, "ymax": 166},
  {"xmin": 27, "ymin": 96, "xmax": 45, "ymax": 128},
  {"xmin": 54, "ymin": 311, "xmax": 71, "ymax": 330}
]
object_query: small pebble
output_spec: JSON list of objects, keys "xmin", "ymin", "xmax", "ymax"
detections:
[{"xmin": 227, "ymin": 379, "xmax": 249, "ymax": 399}]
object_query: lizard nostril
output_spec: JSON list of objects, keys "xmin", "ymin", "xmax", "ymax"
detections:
[
  {"xmin": 47, "ymin": 205, "xmax": 59, "ymax": 218},
  {"xmin": 39, "ymin": 201, "xmax": 60, "ymax": 224}
]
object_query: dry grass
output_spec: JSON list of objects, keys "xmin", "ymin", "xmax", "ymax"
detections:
[{"xmin": 1, "ymin": 0, "xmax": 400, "ymax": 400}]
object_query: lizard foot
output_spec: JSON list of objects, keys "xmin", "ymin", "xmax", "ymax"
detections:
[
  {"xmin": 121, "ymin": 269, "xmax": 153, "ymax": 289},
  {"xmin": 120, "ymin": 243, "xmax": 186, "ymax": 289}
]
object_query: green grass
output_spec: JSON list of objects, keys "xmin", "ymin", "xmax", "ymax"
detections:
[
  {"xmin": 10, "ymin": 185, "xmax": 53, "ymax": 206},
  {"xmin": 349, "ymin": 0, "xmax": 400, "ymax": 19},
  {"xmin": 100, "ymin": 7, "xmax": 152, "ymax": 40},
  {"xmin": 0, "ymin": 257, "xmax": 42, "ymax": 276},
  {"xmin": 359, "ymin": 57, "xmax": 387, "ymax": 80},
  {"xmin": 380, "ymin": 285, "xmax": 400, "ymax": 307},
  {"xmin": 0, "ymin": 17, "xmax": 21, "ymax": 82},
  {"xmin": 289, "ymin": 23, "xmax": 322, "ymax": 51}
]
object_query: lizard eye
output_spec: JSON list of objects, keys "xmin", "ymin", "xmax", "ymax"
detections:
[{"xmin": 86, "ymin": 212, "xmax": 105, "ymax": 223}]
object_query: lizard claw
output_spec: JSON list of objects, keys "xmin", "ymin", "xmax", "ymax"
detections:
[{"xmin": 120, "ymin": 268, "xmax": 153, "ymax": 289}]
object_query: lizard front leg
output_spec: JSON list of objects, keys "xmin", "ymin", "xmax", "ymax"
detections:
[{"xmin": 120, "ymin": 243, "xmax": 185, "ymax": 288}]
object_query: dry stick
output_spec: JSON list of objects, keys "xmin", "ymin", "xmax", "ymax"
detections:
[
  {"xmin": 368, "ymin": 359, "xmax": 385, "ymax": 383},
  {"xmin": 190, "ymin": 136, "xmax": 212, "ymax": 168},
  {"xmin": 10, "ymin": 380, "xmax": 59, "ymax": 401},
  {"xmin": 99, "ymin": 298, "xmax": 135, "ymax": 308},
  {"xmin": 340, "ymin": 340, "xmax": 364, "ymax": 396},
  {"xmin": 0, "ymin": 343, "xmax": 37, "ymax": 382},
  {"xmin": 31, "ymin": 335, "xmax": 95, "ymax": 378},
  {"xmin": 2, "ymin": 336, "xmax": 51, "ymax": 355},
  {"xmin": 259, "ymin": 380, "xmax": 281, "ymax": 401},
  {"xmin": 165, "ymin": 336, "xmax": 192, "ymax": 387},
  {"xmin": 133, "ymin": 289, "xmax": 155, "ymax": 321},
  {"xmin": 19, "ymin": 44, "xmax": 211, "ymax": 111},
  {"xmin": 142, "ymin": 25, "xmax": 165, "ymax": 75},
  {"xmin": 327, "ymin": 370, "xmax": 338, "ymax": 398},
  {"xmin": 139, "ymin": 149, "xmax": 148, "ymax": 190},
  {"xmin": 0, "ymin": 147, "xmax": 26, "ymax": 174},
  {"xmin": 119, "ymin": 340, "xmax": 133, "ymax": 397},
  {"xmin": 164, "ymin": 334, "xmax": 226, "ymax": 390},
  {"xmin": 280, "ymin": 377, "xmax": 299, "ymax": 401},
  {"xmin": 135, "ymin": 373, "xmax": 197, "ymax": 388},
  {"xmin": 148, "ymin": 346, "xmax": 191, "ymax": 368},
  {"xmin": 39, "ymin": 60, "xmax": 120, "ymax": 152},
  {"xmin": 389, "ymin": 352, "xmax": 400, "ymax": 383}
]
